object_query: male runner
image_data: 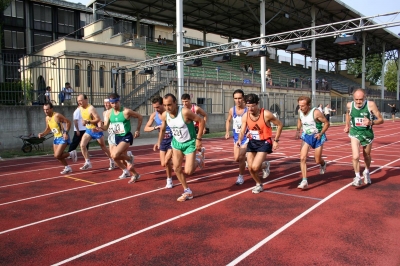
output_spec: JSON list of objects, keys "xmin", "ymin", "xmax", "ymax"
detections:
[
  {"xmin": 237, "ymin": 93, "xmax": 283, "ymax": 194},
  {"xmin": 38, "ymin": 103, "xmax": 77, "ymax": 174},
  {"xmin": 344, "ymin": 88, "xmax": 384, "ymax": 186},
  {"xmin": 295, "ymin": 96, "xmax": 330, "ymax": 189},
  {"xmin": 225, "ymin": 89, "xmax": 248, "ymax": 185},
  {"xmin": 77, "ymin": 94, "xmax": 114, "ymax": 170},
  {"xmin": 96, "ymin": 93, "xmax": 143, "ymax": 182},
  {"xmin": 144, "ymin": 96, "xmax": 174, "ymax": 188},
  {"xmin": 157, "ymin": 93, "xmax": 205, "ymax": 201},
  {"xmin": 181, "ymin": 93, "xmax": 208, "ymax": 134}
]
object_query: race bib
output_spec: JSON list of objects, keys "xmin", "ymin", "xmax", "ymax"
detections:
[
  {"xmin": 234, "ymin": 123, "xmax": 242, "ymax": 133},
  {"xmin": 111, "ymin": 122, "xmax": 126, "ymax": 134},
  {"xmin": 164, "ymin": 130, "xmax": 172, "ymax": 139},
  {"xmin": 51, "ymin": 128, "xmax": 59, "ymax": 134},
  {"xmin": 249, "ymin": 130, "xmax": 260, "ymax": 140},
  {"xmin": 355, "ymin": 117, "xmax": 367, "ymax": 127},
  {"xmin": 171, "ymin": 128, "xmax": 182, "ymax": 137}
]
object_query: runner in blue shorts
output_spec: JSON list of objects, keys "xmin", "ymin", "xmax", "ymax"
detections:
[
  {"xmin": 295, "ymin": 96, "xmax": 330, "ymax": 189},
  {"xmin": 225, "ymin": 89, "xmax": 249, "ymax": 185},
  {"xmin": 156, "ymin": 93, "xmax": 205, "ymax": 202},
  {"xmin": 38, "ymin": 103, "xmax": 77, "ymax": 174},
  {"xmin": 78, "ymin": 94, "xmax": 113, "ymax": 171}
]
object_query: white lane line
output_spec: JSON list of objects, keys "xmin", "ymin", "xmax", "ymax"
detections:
[
  {"xmin": 0, "ymin": 168, "xmax": 238, "ymax": 236},
  {"xmin": 51, "ymin": 140, "xmax": 400, "ymax": 265},
  {"xmin": 227, "ymin": 158, "xmax": 400, "ymax": 266},
  {"xmin": 262, "ymin": 190, "xmax": 322, "ymax": 201}
]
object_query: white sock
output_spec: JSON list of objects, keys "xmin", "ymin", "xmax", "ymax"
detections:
[
  {"xmin": 364, "ymin": 169, "xmax": 369, "ymax": 173},
  {"xmin": 355, "ymin": 172, "xmax": 360, "ymax": 178},
  {"xmin": 86, "ymin": 159, "xmax": 91, "ymax": 163},
  {"xmin": 110, "ymin": 158, "xmax": 114, "ymax": 163}
]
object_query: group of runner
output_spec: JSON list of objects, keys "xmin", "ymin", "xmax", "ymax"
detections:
[{"xmin": 38, "ymin": 88, "xmax": 383, "ymax": 202}]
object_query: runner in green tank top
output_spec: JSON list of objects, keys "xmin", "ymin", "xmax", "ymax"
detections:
[
  {"xmin": 344, "ymin": 88, "xmax": 384, "ymax": 187},
  {"xmin": 156, "ymin": 93, "xmax": 206, "ymax": 202},
  {"xmin": 96, "ymin": 93, "xmax": 143, "ymax": 183}
]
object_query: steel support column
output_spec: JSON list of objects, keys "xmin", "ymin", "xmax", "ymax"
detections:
[
  {"xmin": 176, "ymin": 0, "xmax": 184, "ymax": 100},
  {"xmin": 381, "ymin": 42, "xmax": 385, "ymax": 99},
  {"xmin": 362, "ymin": 32, "xmax": 366, "ymax": 89},
  {"xmin": 311, "ymin": 6, "xmax": 316, "ymax": 106},
  {"xmin": 260, "ymin": 0, "xmax": 266, "ymax": 93}
]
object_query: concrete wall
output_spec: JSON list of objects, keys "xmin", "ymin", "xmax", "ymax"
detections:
[{"xmin": 0, "ymin": 106, "xmax": 226, "ymax": 150}]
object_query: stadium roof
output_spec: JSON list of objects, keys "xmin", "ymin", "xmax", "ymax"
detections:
[{"xmin": 87, "ymin": 0, "xmax": 400, "ymax": 62}]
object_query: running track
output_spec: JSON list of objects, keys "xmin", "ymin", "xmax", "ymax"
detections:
[{"xmin": 0, "ymin": 124, "xmax": 399, "ymax": 265}]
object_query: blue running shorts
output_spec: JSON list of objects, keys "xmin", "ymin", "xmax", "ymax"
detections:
[
  {"xmin": 85, "ymin": 129, "xmax": 104, "ymax": 140},
  {"xmin": 301, "ymin": 132, "xmax": 327, "ymax": 149}
]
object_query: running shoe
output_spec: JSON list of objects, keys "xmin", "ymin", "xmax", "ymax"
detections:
[
  {"xmin": 177, "ymin": 191, "xmax": 193, "ymax": 202},
  {"xmin": 196, "ymin": 154, "xmax": 205, "ymax": 170},
  {"xmin": 320, "ymin": 162, "xmax": 327, "ymax": 174},
  {"xmin": 200, "ymin": 147, "xmax": 205, "ymax": 160},
  {"xmin": 166, "ymin": 178, "xmax": 173, "ymax": 189},
  {"xmin": 80, "ymin": 162, "xmax": 92, "ymax": 170},
  {"xmin": 108, "ymin": 161, "xmax": 116, "ymax": 171},
  {"xmin": 69, "ymin": 150, "xmax": 78, "ymax": 163},
  {"xmin": 262, "ymin": 161, "xmax": 270, "ymax": 179},
  {"xmin": 128, "ymin": 174, "xmax": 141, "ymax": 184},
  {"xmin": 119, "ymin": 170, "xmax": 131, "ymax": 179},
  {"xmin": 352, "ymin": 176, "xmax": 362, "ymax": 187},
  {"xmin": 235, "ymin": 175, "xmax": 244, "ymax": 185},
  {"xmin": 363, "ymin": 170, "xmax": 371, "ymax": 184},
  {"xmin": 60, "ymin": 166, "xmax": 72, "ymax": 174},
  {"xmin": 297, "ymin": 179, "xmax": 308, "ymax": 189},
  {"xmin": 252, "ymin": 184, "xmax": 264, "ymax": 194},
  {"xmin": 126, "ymin": 151, "xmax": 134, "ymax": 171}
]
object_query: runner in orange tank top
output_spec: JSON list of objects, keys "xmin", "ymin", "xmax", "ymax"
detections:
[{"xmin": 237, "ymin": 93, "xmax": 283, "ymax": 194}]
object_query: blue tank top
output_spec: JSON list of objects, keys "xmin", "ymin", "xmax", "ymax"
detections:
[
  {"xmin": 154, "ymin": 112, "xmax": 172, "ymax": 139},
  {"xmin": 232, "ymin": 106, "xmax": 248, "ymax": 140}
]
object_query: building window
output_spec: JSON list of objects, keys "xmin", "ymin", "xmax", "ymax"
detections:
[
  {"xmin": 58, "ymin": 9, "xmax": 75, "ymax": 34},
  {"xmin": 87, "ymin": 65, "xmax": 92, "ymax": 88},
  {"xmin": 4, "ymin": 0, "xmax": 24, "ymax": 19},
  {"xmin": 197, "ymin": 97, "xmax": 212, "ymax": 113},
  {"xmin": 33, "ymin": 32, "xmax": 52, "ymax": 51},
  {"xmin": 33, "ymin": 4, "xmax": 52, "ymax": 31},
  {"xmin": 4, "ymin": 30, "xmax": 24, "ymax": 49},
  {"xmin": 80, "ymin": 13, "xmax": 93, "ymax": 36},
  {"xmin": 75, "ymin": 65, "xmax": 80, "ymax": 87},
  {"xmin": 99, "ymin": 66, "xmax": 105, "ymax": 88}
]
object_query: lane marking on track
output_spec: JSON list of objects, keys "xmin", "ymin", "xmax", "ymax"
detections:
[
  {"xmin": 262, "ymin": 190, "xmax": 322, "ymax": 201},
  {"xmin": 50, "ymin": 140, "xmax": 400, "ymax": 265},
  {"xmin": 64, "ymin": 176, "xmax": 97, "ymax": 184},
  {"xmin": 227, "ymin": 157, "xmax": 400, "ymax": 266}
]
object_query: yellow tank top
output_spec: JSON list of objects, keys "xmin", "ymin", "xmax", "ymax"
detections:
[
  {"xmin": 48, "ymin": 113, "xmax": 63, "ymax": 138},
  {"xmin": 80, "ymin": 104, "xmax": 95, "ymax": 129}
]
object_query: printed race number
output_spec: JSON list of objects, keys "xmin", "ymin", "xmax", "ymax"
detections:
[{"xmin": 355, "ymin": 117, "xmax": 366, "ymax": 127}]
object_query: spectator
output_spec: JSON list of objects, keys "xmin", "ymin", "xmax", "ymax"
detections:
[
  {"xmin": 248, "ymin": 64, "xmax": 254, "ymax": 73},
  {"xmin": 62, "ymin": 82, "xmax": 73, "ymax": 106},
  {"xmin": 240, "ymin": 63, "xmax": 245, "ymax": 72},
  {"xmin": 266, "ymin": 68, "xmax": 272, "ymax": 85},
  {"xmin": 163, "ymin": 38, "xmax": 167, "ymax": 45},
  {"xmin": 324, "ymin": 104, "xmax": 336, "ymax": 122},
  {"xmin": 317, "ymin": 104, "xmax": 323, "ymax": 113},
  {"xmin": 244, "ymin": 64, "xmax": 248, "ymax": 72},
  {"xmin": 157, "ymin": 35, "xmax": 162, "ymax": 44},
  {"xmin": 45, "ymin": 86, "xmax": 52, "ymax": 103},
  {"xmin": 388, "ymin": 103, "xmax": 397, "ymax": 122},
  {"xmin": 290, "ymin": 78, "xmax": 296, "ymax": 87}
]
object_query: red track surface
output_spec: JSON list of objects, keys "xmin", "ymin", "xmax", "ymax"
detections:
[{"xmin": 1, "ymin": 124, "xmax": 399, "ymax": 265}]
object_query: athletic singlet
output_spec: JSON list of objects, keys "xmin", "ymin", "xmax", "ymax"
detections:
[
  {"xmin": 190, "ymin": 104, "xmax": 199, "ymax": 127},
  {"xmin": 154, "ymin": 112, "xmax": 172, "ymax": 139},
  {"xmin": 167, "ymin": 106, "xmax": 196, "ymax": 143},
  {"xmin": 246, "ymin": 108, "xmax": 272, "ymax": 140},
  {"xmin": 299, "ymin": 107, "xmax": 323, "ymax": 135},
  {"xmin": 48, "ymin": 113, "xmax": 63, "ymax": 138},
  {"xmin": 109, "ymin": 107, "xmax": 131, "ymax": 137},
  {"xmin": 80, "ymin": 104, "xmax": 95, "ymax": 129},
  {"xmin": 232, "ymin": 106, "xmax": 248, "ymax": 138},
  {"xmin": 349, "ymin": 101, "xmax": 373, "ymax": 132}
]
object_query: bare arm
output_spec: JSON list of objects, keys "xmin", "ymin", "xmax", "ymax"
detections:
[
  {"xmin": 237, "ymin": 114, "xmax": 248, "ymax": 146},
  {"xmin": 295, "ymin": 116, "xmax": 302, "ymax": 139},
  {"xmin": 196, "ymin": 106, "xmax": 208, "ymax": 133},
  {"xmin": 126, "ymin": 109, "xmax": 143, "ymax": 138},
  {"xmin": 156, "ymin": 112, "xmax": 167, "ymax": 149},
  {"xmin": 314, "ymin": 109, "xmax": 330, "ymax": 138},
  {"xmin": 97, "ymin": 109, "xmax": 111, "ymax": 131},
  {"xmin": 184, "ymin": 108, "xmax": 205, "ymax": 140},
  {"xmin": 144, "ymin": 112, "xmax": 157, "ymax": 132},
  {"xmin": 344, "ymin": 102, "xmax": 351, "ymax": 133},
  {"xmin": 265, "ymin": 110, "xmax": 283, "ymax": 150},
  {"xmin": 38, "ymin": 117, "xmax": 51, "ymax": 138},
  {"xmin": 84, "ymin": 106, "xmax": 101, "ymax": 126},
  {"xmin": 368, "ymin": 101, "xmax": 384, "ymax": 126},
  {"xmin": 55, "ymin": 113, "xmax": 71, "ymax": 140},
  {"xmin": 225, "ymin": 108, "xmax": 233, "ymax": 139}
]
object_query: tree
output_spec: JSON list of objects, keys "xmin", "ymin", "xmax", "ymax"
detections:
[
  {"xmin": 384, "ymin": 60, "xmax": 398, "ymax": 92},
  {"xmin": 346, "ymin": 53, "xmax": 383, "ymax": 85}
]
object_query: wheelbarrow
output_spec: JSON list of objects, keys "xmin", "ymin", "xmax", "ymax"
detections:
[{"xmin": 15, "ymin": 133, "xmax": 53, "ymax": 153}]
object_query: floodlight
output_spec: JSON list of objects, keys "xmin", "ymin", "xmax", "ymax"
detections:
[
  {"xmin": 286, "ymin": 42, "xmax": 308, "ymax": 52},
  {"xmin": 212, "ymin": 54, "xmax": 231, "ymax": 62},
  {"xmin": 247, "ymin": 50, "xmax": 266, "ymax": 57},
  {"xmin": 139, "ymin": 68, "xmax": 153, "ymax": 75},
  {"xmin": 334, "ymin": 35, "xmax": 361, "ymax": 45},
  {"xmin": 185, "ymin": 59, "xmax": 203, "ymax": 67},
  {"xmin": 160, "ymin": 63, "xmax": 176, "ymax": 71}
]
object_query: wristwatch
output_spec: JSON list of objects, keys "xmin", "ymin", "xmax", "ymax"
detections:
[{"xmin": 274, "ymin": 139, "xmax": 279, "ymax": 142}]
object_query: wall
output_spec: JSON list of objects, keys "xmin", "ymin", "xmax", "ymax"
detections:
[{"xmin": 0, "ymin": 106, "xmax": 226, "ymax": 150}]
